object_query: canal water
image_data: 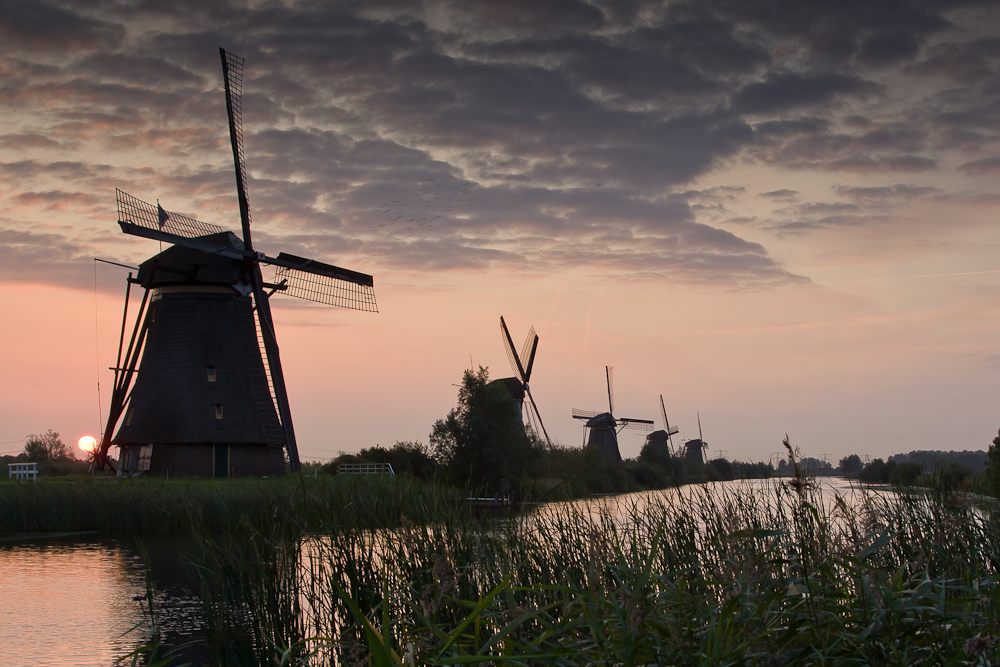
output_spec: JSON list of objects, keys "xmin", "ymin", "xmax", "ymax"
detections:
[
  {"xmin": 0, "ymin": 477, "xmax": 872, "ymax": 665},
  {"xmin": 0, "ymin": 532, "xmax": 202, "ymax": 667}
]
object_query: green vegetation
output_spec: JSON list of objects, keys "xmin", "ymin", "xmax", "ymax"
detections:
[
  {"xmin": 134, "ymin": 449, "xmax": 1000, "ymax": 666},
  {"xmin": 430, "ymin": 366, "xmax": 539, "ymax": 495},
  {"xmin": 0, "ymin": 475, "xmax": 456, "ymax": 534}
]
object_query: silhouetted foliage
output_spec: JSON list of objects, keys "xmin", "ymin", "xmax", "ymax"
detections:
[
  {"xmin": 19, "ymin": 430, "xmax": 86, "ymax": 476},
  {"xmin": 324, "ymin": 441, "xmax": 438, "ymax": 479},
  {"xmin": 988, "ymin": 430, "xmax": 1000, "ymax": 496},
  {"xmin": 891, "ymin": 449, "xmax": 988, "ymax": 474},
  {"xmin": 839, "ymin": 454, "xmax": 863, "ymax": 475},
  {"xmin": 430, "ymin": 366, "xmax": 539, "ymax": 494},
  {"xmin": 24, "ymin": 430, "xmax": 72, "ymax": 462}
]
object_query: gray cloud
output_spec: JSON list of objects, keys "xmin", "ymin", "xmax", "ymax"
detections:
[
  {"xmin": 958, "ymin": 157, "xmax": 1000, "ymax": 175},
  {"xmin": 2, "ymin": 0, "xmax": 998, "ymax": 291}
]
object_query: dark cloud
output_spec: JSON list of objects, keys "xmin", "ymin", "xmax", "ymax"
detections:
[
  {"xmin": 958, "ymin": 156, "xmax": 1000, "ymax": 175},
  {"xmin": 0, "ymin": 133, "xmax": 63, "ymax": 150},
  {"xmin": 760, "ymin": 189, "xmax": 799, "ymax": 201},
  {"xmin": 823, "ymin": 155, "xmax": 936, "ymax": 172},
  {"xmin": 833, "ymin": 184, "xmax": 942, "ymax": 202},
  {"xmin": 858, "ymin": 29, "xmax": 922, "ymax": 67},
  {"xmin": 0, "ymin": 227, "xmax": 96, "ymax": 287},
  {"xmin": 0, "ymin": 0, "xmax": 124, "ymax": 52},
  {"xmin": 732, "ymin": 73, "xmax": 882, "ymax": 115}
]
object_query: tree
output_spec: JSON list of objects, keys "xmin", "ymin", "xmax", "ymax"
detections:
[
  {"xmin": 839, "ymin": 454, "xmax": 863, "ymax": 475},
  {"xmin": 430, "ymin": 366, "xmax": 538, "ymax": 494},
  {"xmin": 987, "ymin": 430, "xmax": 1000, "ymax": 496},
  {"xmin": 23, "ymin": 430, "xmax": 73, "ymax": 462}
]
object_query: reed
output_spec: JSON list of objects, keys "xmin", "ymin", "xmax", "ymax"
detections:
[
  {"xmin": 173, "ymin": 474, "xmax": 1000, "ymax": 666},
  {"xmin": 0, "ymin": 474, "xmax": 452, "ymax": 533}
]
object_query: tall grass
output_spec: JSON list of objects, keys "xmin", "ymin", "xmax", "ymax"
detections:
[
  {"xmin": 0, "ymin": 474, "xmax": 456, "ymax": 533},
  {"xmin": 171, "ymin": 473, "xmax": 1000, "ymax": 666}
]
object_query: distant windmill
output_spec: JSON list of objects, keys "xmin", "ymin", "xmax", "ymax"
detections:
[
  {"xmin": 95, "ymin": 49, "xmax": 377, "ymax": 477},
  {"xmin": 572, "ymin": 366, "xmax": 653, "ymax": 462},
  {"xmin": 683, "ymin": 412, "xmax": 709, "ymax": 465},
  {"xmin": 645, "ymin": 394, "xmax": 679, "ymax": 455},
  {"xmin": 491, "ymin": 316, "xmax": 550, "ymax": 444}
]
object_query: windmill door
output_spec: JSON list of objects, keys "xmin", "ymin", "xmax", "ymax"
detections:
[{"xmin": 214, "ymin": 445, "xmax": 229, "ymax": 478}]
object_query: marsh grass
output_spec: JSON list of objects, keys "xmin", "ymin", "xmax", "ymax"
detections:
[
  {"xmin": 0, "ymin": 474, "xmax": 457, "ymax": 533},
  {"xmin": 167, "ymin": 471, "xmax": 1000, "ymax": 666}
]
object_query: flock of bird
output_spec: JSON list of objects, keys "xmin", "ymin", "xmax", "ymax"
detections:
[{"xmin": 372, "ymin": 178, "xmax": 478, "ymax": 235}]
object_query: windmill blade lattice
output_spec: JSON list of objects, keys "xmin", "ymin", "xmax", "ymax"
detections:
[
  {"xmin": 274, "ymin": 260, "xmax": 378, "ymax": 313},
  {"xmin": 117, "ymin": 189, "xmax": 228, "ymax": 241},
  {"xmin": 519, "ymin": 326, "xmax": 537, "ymax": 378},
  {"xmin": 221, "ymin": 49, "xmax": 253, "ymax": 231},
  {"xmin": 500, "ymin": 317, "xmax": 526, "ymax": 382}
]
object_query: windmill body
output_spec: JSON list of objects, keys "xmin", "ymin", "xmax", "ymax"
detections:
[
  {"xmin": 572, "ymin": 367, "xmax": 653, "ymax": 462},
  {"xmin": 112, "ymin": 240, "xmax": 285, "ymax": 477},
  {"xmin": 645, "ymin": 394, "xmax": 679, "ymax": 456},
  {"xmin": 97, "ymin": 50, "xmax": 377, "ymax": 477},
  {"xmin": 683, "ymin": 414, "xmax": 708, "ymax": 465}
]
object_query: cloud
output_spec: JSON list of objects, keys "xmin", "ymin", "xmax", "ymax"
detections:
[
  {"xmin": 732, "ymin": 73, "xmax": 882, "ymax": 115},
  {"xmin": 0, "ymin": 0, "xmax": 123, "ymax": 52},
  {"xmin": 2, "ymin": 0, "xmax": 997, "ymax": 292},
  {"xmin": 958, "ymin": 157, "xmax": 1000, "ymax": 175},
  {"xmin": 822, "ymin": 155, "xmax": 936, "ymax": 172},
  {"xmin": 760, "ymin": 189, "xmax": 799, "ymax": 201},
  {"xmin": 833, "ymin": 183, "xmax": 941, "ymax": 202}
]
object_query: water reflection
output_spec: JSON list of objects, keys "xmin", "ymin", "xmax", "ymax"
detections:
[{"xmin": 0, "ymin": 533, "xmax": 202, "ymax": 667}]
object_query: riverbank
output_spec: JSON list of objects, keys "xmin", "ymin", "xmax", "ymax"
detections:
[{"xmin": 0, "ymin": 474, "xmax": 461, "ymax": 533}]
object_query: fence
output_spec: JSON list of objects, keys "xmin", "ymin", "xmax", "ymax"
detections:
[
  {"xmin": 337, "ymin": 463, "xmax": 395, "ymax": 476},
  {"xmin": 8, "ymin": 462, "xmax": 38, "ymax": 481}
]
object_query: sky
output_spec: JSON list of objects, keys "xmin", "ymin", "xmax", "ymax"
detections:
[{"xmin": 2, "ymin": 0, "xmax": 1000, "ymax": 464}]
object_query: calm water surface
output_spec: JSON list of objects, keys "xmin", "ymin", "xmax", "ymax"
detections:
[
  {"xmin": 0, "ymin": 477, "xmax": 876, "ymax": 665},
  {"xmin": 0, "ymin": 533, "xmax": 201, "ymax": 667}
]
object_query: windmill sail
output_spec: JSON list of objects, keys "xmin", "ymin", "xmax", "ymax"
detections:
[{"xmin": 497, "ymin": 316, "xmax": 550, "ymax": 444}]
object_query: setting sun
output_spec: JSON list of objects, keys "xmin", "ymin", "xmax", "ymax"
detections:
[{"xmin": 77, "ymin": 435, "xmax": 97, "ymax": 453}]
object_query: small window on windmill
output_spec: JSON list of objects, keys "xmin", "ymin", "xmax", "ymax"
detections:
[
  {"xmin": 125, "ymin": 406, "xmax": 134, "ymax": 426},
  {"xmin": 207, "ymin": 366, "xmax": 217, "ymax": 383},
  {"xmin": 138, "ymin": 445, "xmax": 153, "ymax": 471},
  {"xmin": 215, "ymin": 404, "xmax": 224, "ymax": 420}
]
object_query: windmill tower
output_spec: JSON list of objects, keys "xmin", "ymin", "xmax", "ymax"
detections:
[
  {"xmin": 95, "ymin": 49, "xmax": 377, "ymax": 477},
  {"xmin": 683, "ymin": 413, "xmax": 709, "ymax": 465},
  {"xmin": 572, "ymin": 366, "xmax": 653, "ymax": 462},
  {"xmin": 491, "ymin": 316, "xmax": 550, "ymax": 444},
  {"xmin": 644, "ymin": 394, "xmax": 679, "ymax": 456}
]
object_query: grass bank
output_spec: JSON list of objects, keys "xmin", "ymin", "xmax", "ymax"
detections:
[
  {"xmin": 0, "ymin": 474, "xmax": 460, "ymax": 534},
  {"xmin": 134, "ymin": 475, "xmax": 1000, "ymax": 666}
]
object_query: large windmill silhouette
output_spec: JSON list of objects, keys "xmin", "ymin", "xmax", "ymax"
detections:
[
  {"xmin": 572, "ymin": 367, "xmax": 653, "ymax": 462},
  {"xmin": 95, "ymin": 49, "xmax": 377, "ymax": 477}
]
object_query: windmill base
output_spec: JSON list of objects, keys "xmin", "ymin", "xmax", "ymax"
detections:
[{"xmin": 117, "ymin": 442, "xmax": 284, "ymax": 478}]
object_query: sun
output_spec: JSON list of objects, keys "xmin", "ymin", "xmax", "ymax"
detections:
[{"xmin": 78, "ymin": 435, "xmax": 98, "ymax": 453}]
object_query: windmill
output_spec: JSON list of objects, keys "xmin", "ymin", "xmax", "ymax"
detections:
[
  {"xmin": 94, "ymin": 49, "xmax": 377, "ymax": 477},
  {"xmin": 491, "ymin": 316, "xmax": 550, "ymax": 444},
  {"xmin": 645, "ymin": 394, "xmax": 679, "ymax": 456},
  {"xmin": 572, "ymin": 366, "xmax": 653, "ymax": 462},
  {"xmin": 683, "ymin": 413, "xmax": 709, "ymax": 465}
]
